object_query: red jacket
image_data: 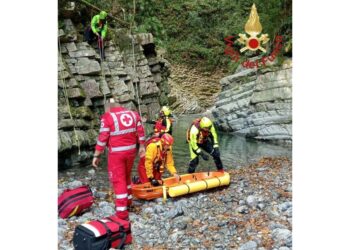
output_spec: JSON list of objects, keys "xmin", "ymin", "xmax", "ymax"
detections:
[{"xmin": 95, "ymin": 107, "xmax": 145, "ymax": 153}]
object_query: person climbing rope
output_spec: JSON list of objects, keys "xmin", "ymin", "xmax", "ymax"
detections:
[
  {"xmin": 186, "ymin": 117, "xmax": 224, "ymax": 173},
  {"xmin": 84, "ymin": 10, "xmax": 108, "ymax": 59},
  {"xmin": 92, "ymin": 98, "xmax": 146, "ymax": 220},
  {"xmin": 137, "ymin": 133, "xmax": 179, "ymax": 185},
  {"xmin": 142, "ymin": 106, "xmax": 174, "ymax": 137}
]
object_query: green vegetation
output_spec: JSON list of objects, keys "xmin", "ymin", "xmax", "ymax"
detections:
[
  {"xmin": 60, "ymin": 0, "xmax": 292, "ymax": 73},
  {"xmin": 124, "ymin": 0, "xmax": 292, "ymax": 72}
]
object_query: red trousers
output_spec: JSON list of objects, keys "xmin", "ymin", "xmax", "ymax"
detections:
[
  {"xmin": 137, "ymin": 156, "xmax": 162, "ymax": 183},
  {"xmin": 108, "ymin": 150, "xmax": 136, "ymax": 220}
]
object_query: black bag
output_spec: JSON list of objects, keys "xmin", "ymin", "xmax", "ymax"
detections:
[{"xmin": 73, "ymin": 215, "xmax": 132, "ymax": 250}]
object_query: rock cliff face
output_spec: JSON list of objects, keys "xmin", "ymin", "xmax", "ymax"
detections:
[
  {"xmin": 212, "ymin": 60, "xmax": 292, "ymax": 144},
  {"xmin": 168, "ymin": 64, "xmax": 224, "ymax": 114},
  {"xmin": 58, "ymin": 19, "xmax": 171, "ymax": 169}
]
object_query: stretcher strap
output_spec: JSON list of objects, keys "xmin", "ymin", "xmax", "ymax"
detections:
[
  {"xmin": 104, "ymin": 218, "xmax": 127, "ymax": 249},
  {"xmin": 214, "ymin": 176, "xmax": 222, "ymax": 186},
  {"xmin": 184, "ymin": 183, "xmax": 191, "ymax": 194},
  {"xmin": 202, "ymin": 179, "xmax": 209, "ymax": 189},
  {"xmin": 106, "ymin": 217, "xmax": 125, "ymax": 232}
]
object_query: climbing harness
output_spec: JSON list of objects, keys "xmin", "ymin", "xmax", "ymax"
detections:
[{"xmin": 58, "ymin": 38, "xmax": 81, "ymax": 155}]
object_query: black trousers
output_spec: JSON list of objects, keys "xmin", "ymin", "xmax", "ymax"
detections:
[
  {"xmin": 84, "ymin": 27, "xmax": 105, "ymax": 59},
  {"xmin": 188, "ymin": 140, "xmax": 223, "ymax": 173},
  {"xmin": 84, "ymin": 27, "xmax": 96, "ymax": 45}
]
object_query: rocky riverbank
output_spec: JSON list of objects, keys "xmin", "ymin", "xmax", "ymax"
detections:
[{"xmin": 58, "ymin": 157, "xmax": 292, "ymax": 250}]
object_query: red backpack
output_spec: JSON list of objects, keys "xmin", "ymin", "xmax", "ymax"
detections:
[{"xmin": 58, "ymin": 185, "xmax": 94, "ymax": 219}]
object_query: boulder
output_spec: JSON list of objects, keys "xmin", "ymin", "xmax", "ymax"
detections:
[
  {"xmin": 75, "ymin": 58, "xmax": 101, "ymax": 75},
  {"xmin": 67, "ymin": 88, "xmax": 85, "ymax": 99},
  {"xmin": 69, "ymin": 49, "xmax": 96, "ymax": 58},
  {"xmin": 80, "ymin": 79, "xmax": 103, "ymax": 99}
]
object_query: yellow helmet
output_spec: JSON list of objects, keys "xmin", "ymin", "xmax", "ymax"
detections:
[
  {"xmin": 199, "ymin": 117, "xmax": 212, "ymax": 129},
  {"xmin": 160, "ymin": 106, "xmax": 171, "ymax": 116}
]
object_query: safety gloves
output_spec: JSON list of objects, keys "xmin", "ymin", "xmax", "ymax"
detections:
[
  {"xmin": 149, "ymin": 178, "xmax": 160, "ymax": 186},
  {"xmin": 212, "ymin": 144, "xmax": 220, "ymax": 157}
]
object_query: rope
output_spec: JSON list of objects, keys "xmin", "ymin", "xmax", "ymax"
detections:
[
  {"xmin": 130, "ymin": 0, "xmax": 143, "ymax": 120},
  {"xmin": 98, "ymin": 36, "xmax": 106, "ymax": 106},
  {"xmin": 131, "ymin": 36, "xmax": 142, "ymax": 118},
  {"xmin": 58, "ymin": 38, "xmax": 81, "ymax": 155}
]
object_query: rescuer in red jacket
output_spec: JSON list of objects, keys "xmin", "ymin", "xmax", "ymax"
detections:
[{"xmin": 92, "ymin": 99, "xmax": 146, "ymax": 220}]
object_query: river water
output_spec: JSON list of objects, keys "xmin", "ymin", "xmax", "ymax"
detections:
[{"xmin": 58, "ymin": 115, "xmax": 291, "ymax": 188}]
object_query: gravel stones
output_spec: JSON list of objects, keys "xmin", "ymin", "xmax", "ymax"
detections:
[
  {"xmin": 272, "ymin": 228, "xmax": 292, "ymax": 247},
  {"xmin": 165, "ymin": 206, "xmax": 184, "ymax": 219},
  {"xmin": 58, "ymin": 157, "xmax": 292, "ymax": 249},
  {"xmin": 88, "ymin": 169, "xmax": 95, "ymax": 176},
  {"xmin": 246, "ymin": 195, "xmax": 259, "ymax": 208},
  {"xmin": 237, "ymin": 205, "xmax": 249, "ymax": 214},
  {"xmin": 239, "ymin": 240, "xmax": 258, "ymax": 250},
  {"xmin": 67, "ymin": 180, "xmax": 83, "ymax": 189}
]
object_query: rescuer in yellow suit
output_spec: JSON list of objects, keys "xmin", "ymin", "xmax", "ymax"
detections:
[{"xmin": 138, "ymin": 133, "xmax": 180, "ymax": 185}]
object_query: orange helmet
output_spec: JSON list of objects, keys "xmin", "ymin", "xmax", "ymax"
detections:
[{"xmin": 161, "ymin": 133, "xmax": 174, "ymax": 146}]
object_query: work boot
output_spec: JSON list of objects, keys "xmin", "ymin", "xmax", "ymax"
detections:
[
  {"xmin": 188, "ymin": 157, "xmax": 199, "ymax": 173},
  {"xmin": 115, "ymin": 210, "xmax": 129, "ymax": 221}
]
